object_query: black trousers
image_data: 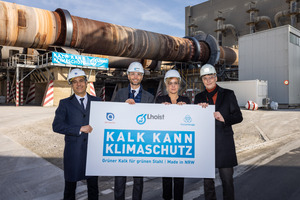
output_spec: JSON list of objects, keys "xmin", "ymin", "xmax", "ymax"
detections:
[
  {"xmin": 162, "ymin": 177, "xmax": 184, "ymax": 200},
  {"xmin": 114, "ymin": 176, "xmax": 143, "ymax": 200},
  {"xmin": 204, "ymin": 168, "xmax": 234, "ymax": 200},
  {"xmin": 64, "ymin": 176, "xmax": 99, "ymax": 200}
]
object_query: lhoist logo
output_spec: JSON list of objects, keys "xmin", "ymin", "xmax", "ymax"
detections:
[
  {"xmin": 106, "ymin": 113, "xmax": 115, "ymax": 121},
  {"xmin": 136, "ymin": 114, "xmax": 147, "ymax": 125},
  {"xmin": 136, "ymin": 113, "xmax": 165, "ymax": 125}
]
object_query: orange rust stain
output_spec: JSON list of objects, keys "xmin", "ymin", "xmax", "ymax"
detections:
[{"xmin": 45, "ymin": 10, "xmax": 56, "ymax": 48}]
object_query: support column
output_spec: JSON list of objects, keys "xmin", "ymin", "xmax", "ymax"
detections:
[
  {"xmin": 6, "ymin": 68, "xmax": 10, "ymax": 103},
  {"xmin": 16, "ymin": 66, "xmax": 19, "ymax": 106}
]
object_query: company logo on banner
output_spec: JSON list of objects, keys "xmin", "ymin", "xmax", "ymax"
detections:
[
  {"xmin": 136, "ymin": 114, "xmax": 147, "ymax": 125},
  {"xmin": 181, "ymin": 114, "xmax": 195, "ymax": 126},
  {"xmin": 52, "ymin": 52, "xmax": 109, "ymax": 68},
  {"xmin": 136, "ymin": 113, "xmax": 165, "ymax": 125},
  {"xmin": 103, "ymin": 129, "xmax": 195, "ymax": 158},
  {"xmin": 106, "ymin": 113, "xmax": 115, "ymax": 121},
  {"xmin": 184, "ymin": 115, "xmax": 192, "ymax": 123}
]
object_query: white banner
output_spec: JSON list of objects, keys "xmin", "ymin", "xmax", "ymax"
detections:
[{"xmin": 86, "ymin": 102, "xmax": 215, "ymax": 178}]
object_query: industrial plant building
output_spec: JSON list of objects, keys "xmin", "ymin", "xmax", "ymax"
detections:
[
  {"xmin": 185, "ymin": 0, "xmax": 300, "ymax": 106},
  {"xmin": 0, "ymin": 0, "xmax": 299, "ymax": 107}
]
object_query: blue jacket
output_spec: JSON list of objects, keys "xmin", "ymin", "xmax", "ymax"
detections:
[{"xmin": 52, "ymin": 93, "xmax": 101, "ymax": 181}]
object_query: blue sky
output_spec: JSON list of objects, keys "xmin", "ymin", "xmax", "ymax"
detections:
[{"xmin": 6, "ymin": 0, "xmax": 208, "ymax": 37}]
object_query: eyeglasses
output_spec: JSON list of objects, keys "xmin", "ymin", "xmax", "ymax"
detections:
[
  {"xmin": 129, "ymin": 72, "xmax": 143, "ymax": 77},
  {"xmin": 202, "ymin": 75, "xmax": 216, "ymax": 82},
  {"xmin": 167, "ymin": 81, "xmax": 179, "ymax": 86}
]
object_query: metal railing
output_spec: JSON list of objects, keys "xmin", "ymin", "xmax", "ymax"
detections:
[{"xmin": 7, "ymin": 52, "xmax": 53, "ymax": 69}]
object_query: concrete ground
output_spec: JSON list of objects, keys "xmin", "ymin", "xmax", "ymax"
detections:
[{"xmin": 0, "ymin": 105, "xmax": 299, "ymax": 199}]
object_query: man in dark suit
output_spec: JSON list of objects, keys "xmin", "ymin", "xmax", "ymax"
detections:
[
  {"xmin": 112, "ymin": 62, "xmax": 154, "ymax": 200},
  {"xmin": 194, "ymin": 64, "xmax": 243, "ymax": 200},
  {"xmin": 53, "ymin": 68, "xmax": 101, "ymax": 200}
]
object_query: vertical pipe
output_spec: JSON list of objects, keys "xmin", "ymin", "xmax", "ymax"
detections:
[
  {"xmin": 215, "ymin": 17, "xmax": 224, "ymax": 46},
  {"xmin": 217, "ymin": 32, "xmax": 222, "ymax": 46},
  {"xmin": 249, "ymin": 10, "xmax": 256, "ymax": 33},
  {"xmin": 290, "ymin": 0, "xmax": 297, "ymax": 27},
  {"xmin": 6, "ymin": 68, "xmax": 10, "ymax": 103},
  {"xmin": 16, "ymin": 66, "xmax": 19, "ymax": 106}
]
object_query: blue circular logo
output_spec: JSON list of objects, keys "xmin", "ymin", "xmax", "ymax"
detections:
[
  {"xmin": 136, "ymin": 114, "xmax": 147, "ymax": 125},
  {"xmin": 106, "ymin": 113, "xmax": 115, "ymax": 121},
  {"xmin": 184, "ymin": 115, "xmax": 192, "ymax": 123}
]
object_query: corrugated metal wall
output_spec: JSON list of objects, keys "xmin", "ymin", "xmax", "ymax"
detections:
[
  {"xmin": 288, "ymin": 27, "xmax": 300, "ymax": 104},
  {"xmin": 239, "ymin": 25, "xmax": 300, "ymax": 105}
]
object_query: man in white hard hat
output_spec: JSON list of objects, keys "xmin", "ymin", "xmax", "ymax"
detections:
[
  {"xmin": 194, "ymin": 64, "xmax": 243, "ymax": 200},
  {"xmin": 53, "ymin": 68, "xmax": 101, "ymax": 200},
  {"xmin": 112, "ymin": 62, "xmax": 154, "ymax": 200}
]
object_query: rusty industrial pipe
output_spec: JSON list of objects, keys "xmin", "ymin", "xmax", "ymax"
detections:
[
  {"xmin": 219, "ymin": 46, "xmax": 239, "ymax": 66},
  {"xmin": 0, "ymin": 1, "xmax": 222, "ymax": 65}
]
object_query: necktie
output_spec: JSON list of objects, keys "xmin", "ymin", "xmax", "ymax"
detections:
[
  {"xmin": 80, "ymin": 98, "xmax": 85, "ymax": 110},
  {"xmin": 132, "ymin": 90, "xmax": 136, "ymax": 98}
]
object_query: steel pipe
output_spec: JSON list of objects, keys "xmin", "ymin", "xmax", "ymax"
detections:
[
  {"xmin": 0, "ymin": 1, "xmax": 217, "ymax": 64},
  {"xmin": 219, "ymin": 46, "xmax": 238, "ymax": 66},
  {"xmin": 0, "ymin": 1, "xmax": 59, "ymax": 48}
]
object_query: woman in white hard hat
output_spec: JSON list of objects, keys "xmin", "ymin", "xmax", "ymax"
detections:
[
  {"xmin": 194, "ymin": 64, "xmax": 243, "ymax": 200},
  {"xmin": 155, "ymin": 69, "xmax": 190, "ymax": 200}
]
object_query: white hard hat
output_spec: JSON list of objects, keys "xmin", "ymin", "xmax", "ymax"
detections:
[
  {"xmin": 67, "ymin": 68, "xmax": 87, "ymax": 84},
  {"xmin": 127, "ymin": 62, "xmax": 144, "ymax": 74},
  {"xmin": 164, "ymin": 69, "xmax": 181, "ymax": 82},
  {"xmin": 200, "ymin": 64, "xmax": 216, "ymax": 77}
]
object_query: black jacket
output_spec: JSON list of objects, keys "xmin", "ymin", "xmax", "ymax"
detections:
[
  {"xmin": 155, "ymin": 95, "xmax": 191, "ymax": 104},
  {"xmin": 194, "ymin": 85, "xmax": 243, "ymax": 168}
]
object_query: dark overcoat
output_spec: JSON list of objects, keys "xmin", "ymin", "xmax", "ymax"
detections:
[
  {"xmin": 194, "ymin": 85, "xmax": 243, "ymax": 168},
  {"xmin": 52, "ymin": 93, "xmax": 101, "ymax": 181}
]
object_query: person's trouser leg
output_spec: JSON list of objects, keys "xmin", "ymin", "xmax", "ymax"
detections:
[
  {"xmin": 87, "ymin": 176, "xmax": 99, "ymax": 200},
  {"xmin": 132, "ymin": 177, "xmax": 143, "ymax": 200},
  {"xmin": 174, "ymin": 178, "xmax": 184, "ymax": 200},
  {"xmin": 162, "ymin": 177, "xmax": 172, "ymax": 200},
  {"xmin": 114, "ymin": 176, "xmax": 126, "ymax": 200},
  {"xmin": 219, "ymin": 168, "xmax": 235, "ymax": 200},
  {"xmin": 204, "ymin": 178, "xmax": 216, "ymax": 200},
  {"xmin": 64, "ymin": 181, "xmax": 76, "ymax": 200}
]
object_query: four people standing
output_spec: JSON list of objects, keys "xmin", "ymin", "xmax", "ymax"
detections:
[
  {"xmin": 155, "ymin": 69, "xmax": 190, "ymax": 200},
  {"xmin": 53, "ymin": 63, "xmax": 242, "ymax": 200}
]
